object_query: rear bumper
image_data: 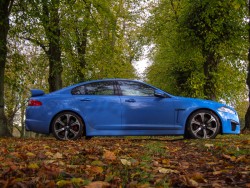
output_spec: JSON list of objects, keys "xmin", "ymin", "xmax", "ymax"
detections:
[{"xmin": 25, "ymin": 119, "xmax": 50, "ymax": 134}]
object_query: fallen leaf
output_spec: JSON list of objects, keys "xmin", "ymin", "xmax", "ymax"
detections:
[
  {"xmin": 71, "ymin": 177, "xmax": 84, "ymax": 185},
  {"xmin": 212, "ymin": 171, "xmax": 223, "ymax": 175},
  {"xmin": 91, "ymin": 160, "xmax": 104, "ymax": 166},
  {"xmin": 187, "ymin": 178, "xmax": 199, "ymax": 187},
  {"xmin": 91, "ymin": 166, "xmax": 104, "ymax": 174},
  {"xmin": 85, "ymin": 181, "xmax": 110, "ymax": 188},
  {"xmin": 236, "ymin": 155, "xmax": 248, "ymax": 163},
  {"xmin": 158, "ymin": 167, "xmax": 179, "ymax": 174},
  {"xmin": 26, "ymin": 152, "xmax": 36, "ymax": 157},
  {"xmin": 191, "ymin": 172, "xmax": 207, "ymax": 183},
  {"xmin": 28, "ymin": 163, "xmax": 39, "ymax": 169},
  {"xmin": 45, "ymin": 151, "xmax": 53, "ymax": 156},
  {"xmin": 53, "ymin": 152, "xmax": 63, "ymax": 159},
  {"xmin": 103, "ymin": 150, "xmax": 116, "ymax": 161},
  {"xmin": 179, "ymin": 161, "xmax": 189, "ymax": 169},
  {"xmin": 121, "ymin": 159, "xmax": 131, "ymax": 166},
  {"xmin": 222, "ymin": 154, "xmax": 236, "ymax": 162},
  {"xmin": 56, "ymin": 180, "xmax": 71, "ymax": 187},
  {"xmin": 205, "ymin": 144, "xmax": 214, "ymax": 148},
  {"xmin": 162, "ymin": 159, "xmax": 170, "ymax": 165}
]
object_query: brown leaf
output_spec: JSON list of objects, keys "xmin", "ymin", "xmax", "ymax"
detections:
[
  {"xmin": 190, "ymin": 172, "xmax": 207, "ymax": 183},
  {"xmin": 103, "ymin": 150, "xmax": 116, "ymax": 161},
  {"xmin": 91, "ymin": 166, "xmax": 104, "ymax": 174},
  {"xmin": 222, "ymin": 154, "xmax": 236, "ymax": 162},
  {"xmin": 53, "ymin": 152, "xmax": 63, "ymax": 159},
  {"xmin": 85, "ymin": 181, "xmax": 110, "ymax": 188},
  {"xmin": 236, "ymin": 155, "xmax": 248, "ymax": 163},
  {"xmin": 162, "ymin": 159, "xmax": 170, "ymax": 165},
  {"xmin": 158, "ymin": 167, "xmax": 179, "ymax": 174}
]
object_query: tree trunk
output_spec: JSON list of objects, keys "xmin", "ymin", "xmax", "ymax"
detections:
[
  {"xmin": 75, "ymin": 4, "xmax": 90, "ymax": 83},
  {"xmin": 0, "ymin": 0, "xmax": 13, "ymax": 137},
  {"xmin": 20, "ymin": 102, "xmax": 25, "ymax": 137},
  {"xmin": 244, "ymin": 0, "xmax": 250, "ymax": 131},
  {"xmin": 203, "ymin": 52, "xmax": 218, "ymax": 101},
  {"xmin": 42, "ymin": 0, "xmax": 62, "ymax": 92}
]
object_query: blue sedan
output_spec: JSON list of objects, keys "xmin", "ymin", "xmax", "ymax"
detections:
[{"xmin": 25, "ymin": 79, "xmax": 240, "ymax": 140}]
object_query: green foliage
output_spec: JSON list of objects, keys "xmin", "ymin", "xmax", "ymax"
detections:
[
  {"xmin": 61, "ymin": 0, "xmax": 140, "ymax": 85},
  {"xmin": 145, "ymin": 0, "xmax": 247, "ymax": 103}
]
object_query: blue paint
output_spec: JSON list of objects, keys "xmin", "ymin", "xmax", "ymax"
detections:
[{"xmin": 25, "ymin": 79, "xmax": 240, "ymax": 138}]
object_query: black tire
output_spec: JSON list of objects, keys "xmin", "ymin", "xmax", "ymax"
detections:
[
  {"xmin": 51, "ymin": 112, "xmax": 84, "ymax": 140},
  {"xmin": 186, "ymin": 110, "xmax": 221, "ymax": 139}
]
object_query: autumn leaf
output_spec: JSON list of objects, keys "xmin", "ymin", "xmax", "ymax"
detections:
[
  {"xmin": 26, "ymin": 152, "xmax": 36, "ymax": 157},
  {"xmin": 71, "ymin": 178, "xmax": 85, "ymax": 185},
  {"xmin": 204, "ymin": 143, "xmax": 214, "ymax": 148},
  {"xmin": 56, "ymin": 180, "xmax": 71, "ymax": 187},
  {"xmin": 190, "ymin": 172, "xmax": 207, "ymax": 183},
  {"xmin": 28, "ymin": 163, "xmax": 39, "ymax": 169},
  {"xmin": 85, "ymin": 181, "xmax": 110, "ymax": 188},
  {"xmin": 91, "ymin": 166, "xmax": 104, "ymax": 174},
  {"xmin": 222, "ymin": 154, "xmax": 236, "ymax": 162},
  {"xmin": 158, "ymin": 167, "xmax": 179, "ymax": 174},
  {"xmin": 162, "ymin": 159, "xmax": 170, "ymax": 165},
  {"xmin": 91, "ymin": 160, "xmax": 104, "ymax": 166},
  {"xmin": 120, "ymin": 159, "xmax": 131, "ymax": 166},
  {"xmin": 0, "ymin": 134, "xmax": 249, "ymax": 188},
  {"xmin": 53, "ymin": 152, "xmax": 63, "ymax": 159},
  {"xmin": 103, "ymin": 150, "xmax": 116, "ymax": 161}
]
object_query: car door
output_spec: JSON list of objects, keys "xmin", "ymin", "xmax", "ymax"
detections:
[
  {"xmin": 118, "ymin": 80, "xmax": 176, "ymax": 130},
  {"xmin": 71, "ymin": 81, "xmax": 122, "ymax": 130}
]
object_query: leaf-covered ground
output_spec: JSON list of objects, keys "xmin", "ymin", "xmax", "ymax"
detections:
[{"xmin": 0, "ymin": 134, "xmax": 249, "ymax": 188}]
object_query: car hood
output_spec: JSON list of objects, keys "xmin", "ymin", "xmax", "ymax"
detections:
[{"xmin": 173, "ymin": 96, "xmax": 231, "ymax": 109}]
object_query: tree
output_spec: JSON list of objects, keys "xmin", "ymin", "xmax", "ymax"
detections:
[
  {"xmin": 245, "ymin": 0, "xmax": 250, "ymax": 131},
  {"xmin": 18, "ymin": 0, "xmax": 62, "ymax": 92},
  {"xmin": 146, "ymin": 0, "xmax": 247, "ymax": 104},
  {"xmin": 0, "ymin": 0, "xmax": 14, "ymax": 137},
  {"xmin": 183, "ymin": 0, "xmax": 247, "ymax": 100},
  {"xmin": 61, "ymin": 0, "xmax": 139, "ymax": 85}
]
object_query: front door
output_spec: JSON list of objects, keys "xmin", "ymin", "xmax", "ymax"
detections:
[{"xmin": 118, "ymin": 81, "xmax": 176, "ymax": 130}]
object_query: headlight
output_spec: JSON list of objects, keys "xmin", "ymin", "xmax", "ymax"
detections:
[{"xmin": 218, "ymin": 107, "xmax": 236, "ymax": 114}]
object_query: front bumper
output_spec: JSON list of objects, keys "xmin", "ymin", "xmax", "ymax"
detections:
[{"xmin": 218, "ymin": 111, "xmax": 240, "ymax": 134}]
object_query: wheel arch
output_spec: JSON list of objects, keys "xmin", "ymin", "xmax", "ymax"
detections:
[
  {"xmin": 184, "ymin": 108, "xmax": 223, "ymax": 136},
  {"xmin": 49, "ymin": 110, "xmax": 86, "ymax": 135}
]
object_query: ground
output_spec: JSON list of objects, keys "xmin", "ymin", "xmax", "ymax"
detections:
[{"xmin": 0, "ymin": 134, "xmax": 249, "ymax": 188}]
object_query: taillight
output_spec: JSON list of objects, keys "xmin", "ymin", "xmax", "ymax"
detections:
[{"xmin": 28, "ymin": 99, "xmax": 42, "ymax": 106}]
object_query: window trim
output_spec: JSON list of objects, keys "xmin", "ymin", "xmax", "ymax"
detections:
[
  {"xmin": 116, "ymin": 80, "xmax": 157, "ymax": 97},
  {"xmin": 71, "ymin": 81, "xmax": 118, "ymax": 96}
]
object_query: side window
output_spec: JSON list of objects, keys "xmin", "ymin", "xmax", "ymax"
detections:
[
  {"xmin": 71, "ymin": 81, "xmax": 115, "ymax": 95},
  {"xmin": 118, "ymin": 81, "xmax": 155, "ymax": 97}
]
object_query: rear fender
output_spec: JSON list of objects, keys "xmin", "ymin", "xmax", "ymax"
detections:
[{"xmin": 30, "ymin": 89, "xmax": 45, "ymax": 97}]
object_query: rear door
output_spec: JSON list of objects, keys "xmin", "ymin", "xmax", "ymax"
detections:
[{"xmin": 71, "ymin": 81, "xmax": 122, "ymax": 130}]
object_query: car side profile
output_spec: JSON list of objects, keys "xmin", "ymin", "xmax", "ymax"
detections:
[{"xmin": 25, "ymin": 79, "xmax": 240, "ymax": 140}]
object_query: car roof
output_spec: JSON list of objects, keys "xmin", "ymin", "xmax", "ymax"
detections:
[{"xmin": 51, "ymin": 79, "xmax": 156, "ymax": 94}]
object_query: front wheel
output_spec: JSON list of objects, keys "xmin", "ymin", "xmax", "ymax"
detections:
[
  {"xmin": 51, "ymin": 112, "xmax": 84, "ymax": 140},
  {"xmin": 186, "ymin": 110, "xmax": 221, "ymax": 139}
]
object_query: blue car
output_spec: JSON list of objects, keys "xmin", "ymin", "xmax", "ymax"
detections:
[{"xmin": 25, "ymin": 79, "xmax": 240, "ymax": 140}]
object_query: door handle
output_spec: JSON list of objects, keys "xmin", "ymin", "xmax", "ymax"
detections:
[
  {"xmin": 80, "ymin": 98, "xmax": 91, "ymax": 102},
  {"xmin": 125, "ymin": 99, "xmax": 136, "ymax": 103}
]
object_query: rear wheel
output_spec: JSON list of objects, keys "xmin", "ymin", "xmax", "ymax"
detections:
[
  {"xmin": 186, "ymin": 110, "xmax": 220, "ymax": 139},
  {"xmin": 51, "ymin": 112, "xmax": 84, "ymax": 140}
]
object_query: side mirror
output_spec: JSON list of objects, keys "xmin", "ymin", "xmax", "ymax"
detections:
[{"xmin": 154, "ymin": 90, "xmax": 166, "ymax": 98}]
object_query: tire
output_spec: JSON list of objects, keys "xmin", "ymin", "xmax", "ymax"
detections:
[
  {"xmin": 186, "ymin": 110, "xmax": 220, "ymax": 139},
  {"xmin": 51, "ymin": 112, "xmax": 84, "ymax": 140}
]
